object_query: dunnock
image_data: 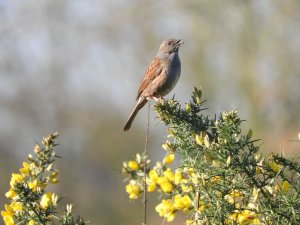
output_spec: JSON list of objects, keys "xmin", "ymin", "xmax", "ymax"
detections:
[{"xmin": 123, "ymin": 38, "xmax": 184, "ymax": 131}]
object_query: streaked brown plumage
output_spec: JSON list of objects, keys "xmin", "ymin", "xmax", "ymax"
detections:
[{"xmin": 123, "ymin": 38, "xmax": 183, "ymax": 131}]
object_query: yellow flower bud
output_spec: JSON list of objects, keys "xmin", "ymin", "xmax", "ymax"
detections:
[
  {"xmin": 186, "ymin": 103, "xmax": 191, "ymax": 112},
  {"xmin": 195, "ymin": 134, "xmax": 204, "ymax": 146},
  {"xmin": 252, "ymin": 187, "xmax": 259, "ymax": 202},
  {"xmin": 162, "ymin": 142, "xmax": 172, "ymax": 151},
  {"xmin": 128, "ymin": 161, "xmax": 139, "ymax": 171},
  {"xmin": 34, "ymin": 144, "xmax": 41, "ymax": 154},
  {"xmin": 50, "ymin": 172, "xmax": 59, "ymax": 184},
  {"xmin": 281, "ymin": 181, "xmax": 290, "ymax": 193},
  {"xmin": 226, "ymin": 156, "xmax": 231, "ymax": 167},
  {"xmin": 163, "ymin": 153, "xmax": 175, "ymax": 164},
  {"xmin": 204, "ymin": 135, "xmax": 210, "ymax": 148},
  {"xmin": 269, "ymin": 161, "xmax": 280, "ymax": 173},
  {"xmin": 195, "ymin": 96, "xmax": 201, "ymax": 105},
  {"xmin": 265, "ymin": 185, "xmax": 273, "ymax": 195},
  {"xmin": 167, "ymin": 129, "xmax": 176, "ymax": 137}
]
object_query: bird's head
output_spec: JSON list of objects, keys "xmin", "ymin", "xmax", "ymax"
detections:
[{"xmin": 158, "ymin": 38, "xmax": 184, "ymax": 54}]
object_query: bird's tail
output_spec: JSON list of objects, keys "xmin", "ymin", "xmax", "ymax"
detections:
[{"xmin": 123, "ymin": 97, "xmax": 148, "ymax": 131}]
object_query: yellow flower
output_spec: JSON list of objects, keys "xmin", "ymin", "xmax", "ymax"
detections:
[
  {"xmin": 173, "ymin": 194, "xmax": 192, "ymax": 212},
  {"xmin": 155, "ymin": 199, "xmax": 175, "ymax": 222},
  {"xmin": 226, "ymin": 212, "xmax": 238, "ymax": 224},
  {"xmin": 163, "ymin": 153, "xmax": 175, "ymax": 164},
  {"xmin": 10, "ymin": 173, "xmax": 24, "ymax": 188},
  {"xmin": 40, "ymin": 192, "xmax": 55, "ymax": 209},
  {"xmin": 163, "ymin": 168, "xmax": 174, "ymax": 182},
  {"xmin": 1, "ymin": 204, "xmax": 14, "ymax": 225},
  {"xmin": 147, "ymin": 170, "xmax": 158, "ymax": 192},
  {"xmin": 210, "ymin": 176, "xmax": 221, "ymax": 183},
  {"xmin": 28, "ymin": 179, "xmax": 38, "ymax": 192},
  {"xmin": 180, "ymin": 179, "xmax": 192, "ymax": 193},
  {"xmin": 149, "ymin": 170, "xmax": 158, "ymax": 182},
  {"xmin": 125, "ymin": 181, "xmax": 140, "ymax": 199},
  {"xmin": 10, "ymin": 202, "xmax": 22, "ymax": 212},
  {"xmin": 28, "ymin": 220, "xmax": 35, "ymax": 225},
  {"xmin": 224, "ymin": 190, "xmax": 243, "ymax": 204},
  {"xmin": 174, "ymin": 170, "xmax": 182, "ymax": 185},
  {"xmin": 157, "ymin": 176, "xmax": 173, "ymax": 193},
  {"xmin": 147, "ymin": 182, "xmax": 157, "ymax": 192},
  {"xmin": 226, "ymin": 209, "xmax": 260, "ymax": 224},
  {"xmin": 185, "ymin": 167, "xmax": 195, "ymax": 175},
  {"xmin": 237, "ymin": 210, "xmax": 257, "ymax": 223},
  {"xmin": 157, "ymin": 176, "xmax": 168, "ymax": 184},
  {"xmin": 147, "ymin": 170, "xmax": 159, "ymax": 192},
  {"xmin": 5, "ymin": 189, "xmax": 16, "ymax": 199},
  {"xmin": 159, "ymin": 181, "xmax": 173, "ymax": 193},
  {"xmin": 190, "ymin": 172, "xmax": 199, "ymax": 185},
  {"xmin": 19, "ymin": 162, "xmax": 31, "ymax": 175},
  {"xmin": 128, "ymin": 161, "xmax": 139, "ymax": 171}
]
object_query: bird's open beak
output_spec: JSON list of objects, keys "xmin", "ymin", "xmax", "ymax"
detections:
[{"xmin": 176, "ymin": 39, "xmax": 184, "ymax": 47}]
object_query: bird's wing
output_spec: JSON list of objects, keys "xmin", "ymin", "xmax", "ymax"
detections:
[{"xmin": 136, "ymin": 57, "xmax": 163, "ymax": 99}]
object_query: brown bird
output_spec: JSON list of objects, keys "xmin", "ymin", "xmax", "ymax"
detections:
[{"xmin": 123, "ymin": 38, "xmax": 184, "ymax": 131}]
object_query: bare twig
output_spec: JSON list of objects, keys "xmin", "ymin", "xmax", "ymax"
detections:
[{"xmin": 143, "ymin": 102, "xmax": 150, "ymax": 225}]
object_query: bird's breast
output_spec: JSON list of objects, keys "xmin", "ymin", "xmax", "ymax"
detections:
[{"xmin": 157, "ymin": 53, "xmax": 181, "ymax": 96}]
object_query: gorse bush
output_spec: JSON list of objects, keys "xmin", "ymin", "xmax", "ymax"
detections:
[
  {"xmin": 122, "ymin": 88, "xmax": 300, "ymax": 225},
  {"xmin": 1, "ymin": 133, "xmax": 86, "ymax": 225}
]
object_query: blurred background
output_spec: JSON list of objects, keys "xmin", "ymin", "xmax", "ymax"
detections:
[{"xmin": 0, "ymin": 0, "xmax": 300, "ymax": 224}]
